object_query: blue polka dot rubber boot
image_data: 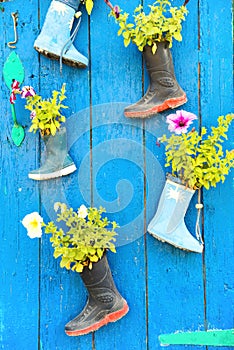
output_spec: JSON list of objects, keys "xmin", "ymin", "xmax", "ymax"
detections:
[
  {"xmin": 148, "ymin": 176, "xmax": 203, "ymax": 253},
  {"xmin": 34, "ymin": 0, "xmax": 88, "ymax": 68}
]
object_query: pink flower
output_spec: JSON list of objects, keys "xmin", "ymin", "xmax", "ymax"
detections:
[
  {"xmin": 113, "ymin": 5, "xmax": 120, "ymax": 18},
  {"xmin": 21, "ymin": 86, "xmax": 36, "ymax": 98},
  {"xmin": 166, "ymin": 110, "xmax": 197, "ymax": 134}
]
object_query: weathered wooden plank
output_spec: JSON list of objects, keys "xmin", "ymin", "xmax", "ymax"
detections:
[
  {"xmin": 0, "ymin": 0, "xmax": 233, "ymax": 349},
  {"xmin": 90, "ymin": 0, "xmax": 147, "ymax": 348},
  {"xmin": 0, "ymin": 1, "xmax": 40, "ymax": 349},
  {"xmin": 145, "ymin": 0, "xmax": 205, "ymax": 349},
  {"xmin": 37, "ymin": 1, "xmax": 92, "ymax": 349},
  {"xmin": 199, "ymin": 1, "xmax": 234, "ymax": 347}
]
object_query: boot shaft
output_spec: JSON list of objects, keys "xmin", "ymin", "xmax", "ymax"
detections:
[
  {"xmin": 43, "ymin": 127, "xmax": 68, "ymax": 162},
  {"xmin": 143, "ymin": 42, "xmax": 174, "ymax": 74},
  {"xmin": 152, "ymin": 177, "xmax": 194, "ymax": 233},
  {"xmin": 37, "ymin": 1, "xmax": 78, "ymax": 44},
  {"xmin": 58, "ymin": 0, "xmax": 80, "ymax": 10},
  {"xmin": 143, "ymin": 42, "xmax": 182, "ymax": 94},
  {"xmin": 80, "ymin": 254, "xmax": 121, "ymax": 304}
]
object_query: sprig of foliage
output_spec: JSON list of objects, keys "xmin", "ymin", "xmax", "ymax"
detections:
[
  {"xmin": 44, "ymin": 203, "xmax": 118, "ymax": 272},
  {"xmin": 161, "ymin": 114, "xmax": 234, "ymax": 190},
  {"xmin": 25, "ymin": 84, "xmax": 68, "ymax": 136},
  {"xmin": 111, "ymin": 0, "xmax": 188, "ymax": 53}
]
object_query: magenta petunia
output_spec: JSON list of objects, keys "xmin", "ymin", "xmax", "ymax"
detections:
[
  {"xmin": 113, "ymin": 5, "xmax": 120, "ymax": 18},
  {"xmin": 21, "ymin": 86, "xmax": 36, "ymax": 99},
  {"xmin": 166, "ymin": 110, "xmax": 197, "ymax": 134}
]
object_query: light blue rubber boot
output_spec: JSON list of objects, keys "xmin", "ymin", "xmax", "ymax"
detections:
[
  {"xmin": 34, "ymin": 0, "xmax": 88, "ymax": 68},
  {"xmin": 148, "ymin": 177, "xmax": 203, "ymax": 253},
  {"xmin": 28, "ymin": 127, "xmax": 77, "ymax": 180}
]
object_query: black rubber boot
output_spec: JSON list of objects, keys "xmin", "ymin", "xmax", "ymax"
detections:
[
  {"xmin": 65, "ymin": 254, "xmax": 129, "ymax": 336},
  {"xmin": 124, "ymin": 42, "xmax": 187, "ymax": 118}
]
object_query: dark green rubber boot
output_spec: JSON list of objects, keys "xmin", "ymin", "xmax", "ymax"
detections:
[
  {"xmin": 65, "ymin": 254, "xmax": 129, "ymax": 336},
  {"xmin": 28, "ymin": 127, "xmax": 76, "ymax": 180},
  {"xmin": 124, "ymin": 42, "xmax": 187, "ymax": 118}
]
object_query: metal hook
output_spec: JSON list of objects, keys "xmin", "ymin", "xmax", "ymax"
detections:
[{"xmin": 7, "ymin": 11, "xmax": 18, "ymax": 49}]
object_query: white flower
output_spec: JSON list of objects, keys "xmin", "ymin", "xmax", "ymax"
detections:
[
  {"xmin": 22, "ymin": 212, "xmax": 43, "ymax": 239},
  {"xmin": 54, "ymin": 202, "xmax": 60, "ymax": 212},
  {"xmin": 78, "ymin": 205, "xmax": 88, "ymax": 219},
  {"xmin": 60, "ymin": 203, "xmax": 67, "ymax": 213},
  {"xmin": 54, "ymin": 202, "xmax": 67, "ymax": 213}
]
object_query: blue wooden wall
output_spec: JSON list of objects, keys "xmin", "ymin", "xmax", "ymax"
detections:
[{"xmin": 0, "ymin": 0, "xmax": 233, "ymax": 349}]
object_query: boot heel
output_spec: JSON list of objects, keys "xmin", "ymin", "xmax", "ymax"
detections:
[
  {"xmin": 166, "ymin": 94, "xmax": 188, "ymax": 109},
  {"xmin": 107, "ymin": 300, "xmax": 129, "ymax": 323}
]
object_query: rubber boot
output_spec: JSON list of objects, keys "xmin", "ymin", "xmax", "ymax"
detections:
[
  {"xmin": 147, "ymin": 176, "xmax": 203, "ymax": 253},
  {"xmin": 28, "ymin": 127, "xmax": 76, "ymax": 180},
  {"xmin": 34, "ymin": 0, "xmax": 88, "ymax": 68},
  {"xmin": 124, "ymin": 42, "xmax": 187, "ymax": 118},
  {"xmin": 65, "ymin": 254, "xmax": 129, "ymax": 336}
]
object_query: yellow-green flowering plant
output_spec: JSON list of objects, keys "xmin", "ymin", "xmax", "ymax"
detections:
[
  {"xmin": 111, "ymin": 0, "xmax": 188, "ymax": 53},
  {"xmin": 159, "ymin": 111, "xmax": 234, "ymax": 190},
  {"xmin": 22, "ymin": 203, "xmax": 118, "ymax": 272},
  {"xmin": 25, "ymin": 84, "xmax": 68, "ymax": 136}
]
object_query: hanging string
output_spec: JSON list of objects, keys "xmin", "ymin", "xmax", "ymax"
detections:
[
  {"xmin": 195, "ymin": 188, "xmax": 204, "ymax": 244},
  {"xmin": 59, "ymin": 12, "xmax": 82, "ymax": 74}
]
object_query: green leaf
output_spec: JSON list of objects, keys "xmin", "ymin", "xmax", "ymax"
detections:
[
  {"xmin": 3, "ymin": 52, "xmax": 25, "ymax": 89},
  {"xmin": 152, "ymin": 42, "xmax": 157, "ymax": 54},
  {"xmin": 124, "ymin": 37, "xmax": 131, "ymax": 47},
  {"xmin": 50, "ymin": 123, "xmax": 57, "ymax": 136},
  {"xmin": 173, "ymin": 32, "xmax": 182, "ymax": 41},
  {"xmin": 11, "ymin": 125, "xmax": 25, "ymax": 147},
  {"xmin": 75, "ymin": 263, "xmax": 84, "ymax": 273}
]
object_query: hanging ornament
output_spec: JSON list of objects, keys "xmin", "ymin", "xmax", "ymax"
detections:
[{"xmin": 3, "ymin": 51, "xmax": 25, "ymax": 146}]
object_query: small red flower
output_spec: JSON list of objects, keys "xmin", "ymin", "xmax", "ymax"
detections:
[
  {"xmin": 10, "ymin": 79, "xmax": 21, "ymax": 104},
  {"xmin": 10, "ymin": 92, "xmax": 17, "ymax": 104}
]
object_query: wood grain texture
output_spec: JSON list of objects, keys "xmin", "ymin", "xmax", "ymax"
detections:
[
  {"xmin": 37, "ymin": 1, "xmax": 92, "ymax": 349},
  {"xmin": 199, "ymin": 1, "xmax": 234, "ymax": 347},
  {"xmin": 145, "ymin": 1, "xmax": 205, "ymax": 349},
  {"xmin": 0, "ymin": 1, "xmax": 40, "ymax": 349},
  {"xmin": 90, "ymin": 1, "xmax": 147, "ymax": 348},
  {"xmin": 0, "ymin": 0, "xmax": 233, "ymax": 349}
]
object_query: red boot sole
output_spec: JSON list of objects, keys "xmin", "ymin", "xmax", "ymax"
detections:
[
  {"xmin": 65, "ymin": 301, "xmax": 129, "ymax": 336},
  {"xmin": 124, "ymin": 94, "xmax": 187, "ymax": 118}
]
